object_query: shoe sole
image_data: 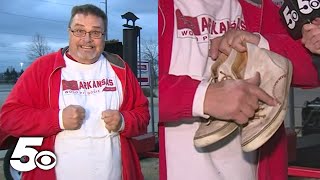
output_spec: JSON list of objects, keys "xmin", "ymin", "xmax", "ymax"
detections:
[{"xmin": 194, "ymin": 121, "xmax": 238, "ymax": 148}]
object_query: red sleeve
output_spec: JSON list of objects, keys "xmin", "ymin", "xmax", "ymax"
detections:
[
  {"xmin": 241, "ymin": 0, "xmax": 319, "ymax": 88},
  {"xmin": 119, "ymin": 63, "xmax": 150, "ymax": 138},
  {"xmin": 158, "ymin": 0, "xmax": 201, "ymax": 122},
  {"xmin": 0, "ymin": 60, "xmax": 61, "ymax": 137}
]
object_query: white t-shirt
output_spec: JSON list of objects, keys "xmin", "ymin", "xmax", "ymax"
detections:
[
  {"xmin": 169, "ymin": 0, "xmax": 245, "ymax": 80},
  {"xmin": 55, "ymin": 54, "xmax": 123, "ymax": 180}
]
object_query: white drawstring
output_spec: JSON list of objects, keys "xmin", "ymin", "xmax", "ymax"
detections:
[{"xmin": 159, "ymin": 4, "xmax": 166, "ymax": 36}]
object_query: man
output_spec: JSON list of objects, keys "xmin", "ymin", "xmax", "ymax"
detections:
[
  {"xmin": 0, "ymin": 4, "xmax": 150, "ymax": 180},
  {"xmin": 159, "ymin": 0, "xmax": 319, "ymax": 179}
]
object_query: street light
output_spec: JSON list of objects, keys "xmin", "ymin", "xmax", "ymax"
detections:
[
  {"xmin": 20, "ymin": 62, "xmax": 24, "ymax": 70},
  {"xmin": 100, "ymin": 1, "xmax": 108, "ymax": 40}
]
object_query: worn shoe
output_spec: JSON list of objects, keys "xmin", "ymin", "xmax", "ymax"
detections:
[
  {"xmin": 193, "ymin": 51, "xmax": 244, "ymax": 148},
  {"xmin": 239, "ymin": 43, "xmax": 293, "ymax": 152}
]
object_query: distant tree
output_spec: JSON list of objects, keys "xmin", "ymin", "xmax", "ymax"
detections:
[
  {"xmin": 3, "ymin": 68, "xmax": 10, "ymax": 83},
  {"xmin": 141, "ymin": 39, "xmax": 158, "ymax": 87},
  {"xmin": 104, "ymin": 39, "xmax": 122, "ymax": 57},
  {"xmin": 4, "ymin": 67, "xmax": 18, "ymax": 83},
  {"xmin": 27, "ymin": 33, "xmax": 52, "ymax": 61},
  {"xmin": 19, "ymin": 69, "xmax": 24, "ymax": 76},
  {"xmin": 107, "ymin": 39, "xmax": 119, "ymax": 43},
  {"xmin": 10, "ymin": 68, "xmax": 18, "ymax": 82}
]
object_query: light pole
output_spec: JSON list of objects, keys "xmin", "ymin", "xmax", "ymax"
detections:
[
  {"xmin": 20, "ymin": 62, "xmax": 24, "ymax": 71},
  {"xmin": 100, "ymin": 0, "xmax": 108, "ymax": 40}
]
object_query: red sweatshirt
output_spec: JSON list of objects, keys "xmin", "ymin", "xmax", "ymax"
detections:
[
  {"xmin": 159, "ymin": 0, "xmax": 319, "ymax": 180},
  {"xmin": 0, "ymin": 48, "xmax": 150, "ymax": 180}
]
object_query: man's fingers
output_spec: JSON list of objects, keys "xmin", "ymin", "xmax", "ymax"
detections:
[
  {"xmin": 105, "ymin": 124, "xmax": 112, "ymax": 133},
  {"xmin": 209, "ymin": 37, "xmax": 222, "ymax": 59},
  {"xmin": 240, "ymin": 104, "xmax": 256, "ymax": 119},
  {"xmin": 310, "ymin": 32, "xmax": 320, "ymax": 45},
  {"xmin": 233, "ymin": 112, "xmax": 248, "ymax": 125},
  {"xmin": 245, "ymin": 72, "xmax": 261, "ymax": 86},
  {"xmin": 101, "ymin": 110, "xmax": 115, "ymax": 118},
  {"xmin": 231, "ymin": 36, "xmax": 248, "ymax": 52},
  {"xmin": 303, "ymin": 23, "xmax": 316, "ymax": 32},
  {"xmin": 244, "ymin": 72, "xmax": 276, "ymax": 106},
  {"xmin": 232, "ymin": 41, "xmax": 247, "ymax": 52},
  {"xmin": 312, "ymin": 17, "xmax": 320, "ymax": 25},
  {"xmin": 73, "ymin": 105, "xmax": 84, "ymax": 110},
  {"xmin": 246, "ymin": 95, "xmax": 259, "ymax": 110},
  {"xmin": 101, "ymin": 110, "xmax": 120, "ymax": 127},
  {"xmin": 219, "ymin": 37, "xmax": 232, "ymax": 56},
  {"xmin": 250, "ymin": 86, "xmax": 277, "ymax": 106}
]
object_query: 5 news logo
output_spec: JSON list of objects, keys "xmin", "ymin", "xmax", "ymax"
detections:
[
  {"xmin": 10, "ymin": 137, "xmax": 57, "ymax": 172},
  {"xmin": 280, "ymin": 0, "xmax": 320, "ymax": 39}
]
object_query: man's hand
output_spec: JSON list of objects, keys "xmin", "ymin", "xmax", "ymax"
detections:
[
  {"xmin": 204, "ymin": 73, "xmax": 276, "ymax": 125},
  {"xmin": 62, "ymin": 105, "xmax": 85, "ymax": 130},
  {"xmin": 209, "ymin": 29, "xmax": 260, "ymax": 59},
  {"xmin": 302, "ymin": 18, "xmax": 320, "ymax": 54},
  {"xmin": 101, "ymin": 110, "xmax": 122, "ymax": 132}
]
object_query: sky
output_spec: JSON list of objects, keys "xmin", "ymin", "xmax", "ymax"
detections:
[{"xmin": 0, "ymin": 0, "xmax": 157, "ymax": 72}]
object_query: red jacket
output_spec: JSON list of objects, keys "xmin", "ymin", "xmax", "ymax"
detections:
[
  {"xmin": 0, "ymin": 47, "xmax": 150, "ymax": 180},
  {"xmin": 158, "ymin": 0, "xmax": 319, "ymax": 179}
]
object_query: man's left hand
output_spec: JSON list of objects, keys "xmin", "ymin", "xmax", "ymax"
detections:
[
  {"xmin": 209, "ymin": 29, "xmax": 260, "ymax": 59},
  {"xmin": 101, "ymin": 110, "xmax": 122, "ymax": 132}
]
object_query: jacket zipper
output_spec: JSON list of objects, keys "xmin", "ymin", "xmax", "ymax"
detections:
[{"xmin": 48, "ymin": 66, "xmax": 64, "ymax": 108}]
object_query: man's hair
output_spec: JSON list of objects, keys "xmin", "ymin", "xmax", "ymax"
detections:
[{"xmin": 68, "ymin": 4, "xmax": 107, "ymax": 31}]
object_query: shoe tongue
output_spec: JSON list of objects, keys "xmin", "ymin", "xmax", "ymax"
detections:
[
  {"xmin": 210, "ymin": 53, "xmax": 228, "ymax": 82},
  {"xmin": 232, "ymin": 51, "xmax": 248, "ymax": 79},
  {"xmin": 210, "ymin": 49, "xmax": 248, "ymax": 82}
]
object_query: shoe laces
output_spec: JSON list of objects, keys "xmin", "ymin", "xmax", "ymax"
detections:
[
  {"xmin": 205, "ymin": 119, "xmax": 212, "ymax": 125},
  {"xmin": 251, "ymin": 103, "xmax": 266, "ymax": 120},
  {"xmin": 210, "ymin": 71, "xmax": 233, "ymax": 83}
]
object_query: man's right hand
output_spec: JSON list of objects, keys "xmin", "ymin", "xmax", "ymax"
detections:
[
  {"xmin": 62, "ymin": 105, "xmax": 85, "ymax": 130},
  {"xmin": 203, "ymin": 73, "xmax": 277, "ymax": 125}
]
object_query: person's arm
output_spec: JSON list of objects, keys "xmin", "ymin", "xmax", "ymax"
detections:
[
  {"xmin": 0, "ymin": 60, "xmax": 61, "ymax": 137},
  {"xmin": 159, "ymin": 74, "xmax": 201, "ymax": 122},
  {"xmin": 119, "ymin": 63, "xmax": 150, "ymax": 138}
]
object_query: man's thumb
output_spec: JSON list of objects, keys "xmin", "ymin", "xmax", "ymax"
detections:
[
  {"xmin": 102, "ymin": 109, "xmax": 113, "ymax": 118},
  {"xmin": 245, "ymin": 72, "xmax": 261, "ymax": 86}
]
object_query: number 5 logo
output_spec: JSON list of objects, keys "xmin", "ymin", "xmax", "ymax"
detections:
[
  {"xmin": 282, "ymin": 6, "xmax": 299, "ymax": 29},
  {"xmin": 10, "ymin": 137, "xmax": 57, "ymax": 172}
]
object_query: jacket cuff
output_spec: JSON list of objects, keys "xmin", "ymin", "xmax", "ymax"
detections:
[
  {"xmin": 192, "ymin": 80, "xmax": 210, "ymax": 119},
  {"xmin": 118, "ymin": 113, "xmax": 125, "ymax": 132},
  {"xmin": 254, "ymin": 32, "xmax": 270, "ymax": 50},
  {"xmin": 58, "ymin": 109, "xmax": 65, "ymax": 130}
]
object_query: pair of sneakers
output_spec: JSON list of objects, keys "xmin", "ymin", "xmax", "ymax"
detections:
[{"xmin": 193, "ymin": 43, "xmax": 293, "ymax": 152}]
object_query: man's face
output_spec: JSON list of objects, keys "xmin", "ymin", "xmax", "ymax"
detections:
[{"xmin": 68, "ymin": 13, "xmax": 105, "ymax": 64}]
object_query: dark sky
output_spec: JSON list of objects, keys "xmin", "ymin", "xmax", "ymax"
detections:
[{"xmin": 0, "ymin": 0, "xmax": 157, "ymax": 72}]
